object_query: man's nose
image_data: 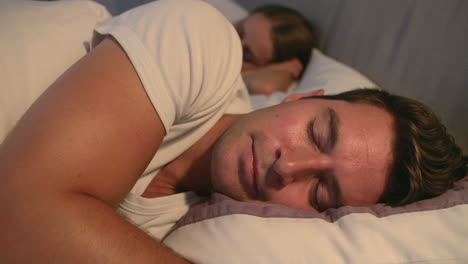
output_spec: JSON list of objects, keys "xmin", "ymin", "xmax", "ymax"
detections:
[{"xmin": 272, "ymin": 148, "xmax": 333, "ymax": 185}]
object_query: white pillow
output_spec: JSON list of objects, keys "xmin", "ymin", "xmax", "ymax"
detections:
[
  {"xmin": 164, "ymin": 177, "xmax": 468, "ymax": 264},
  {"xmin": 250, "ymin": 49, "xmax": 377, "ymax": 110},
  {"xmin": 202, "ymin": 0, "xmax": 248, "ymax": 23},
  {"xmin": 0, "ymin": 0, "xmax": 110, "ymax": 142}
]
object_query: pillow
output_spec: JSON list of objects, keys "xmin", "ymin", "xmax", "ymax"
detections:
[
  {"xmin": 202, "ymin": 0, "xmax": 248, "ymax": 23},
  {"xmin": 250, "ymin": 49, "xmax": 378, "ymax": 110},
  {"xmin": 0, "ymin": 0, "xmax": 110, "ymax": 142},
  {"xmin": 163, "ymin": 176, "xmax": 468, "ymax": 263}
]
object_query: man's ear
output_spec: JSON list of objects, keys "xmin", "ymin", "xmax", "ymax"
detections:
[{"xmin": 282, "ymin": 89, "xmax": 325, "ymax": 103}]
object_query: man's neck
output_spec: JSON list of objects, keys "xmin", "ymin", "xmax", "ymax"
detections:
[{"xmin": 141, "ymin": 114, "xmax": 243, "ymax": 198}]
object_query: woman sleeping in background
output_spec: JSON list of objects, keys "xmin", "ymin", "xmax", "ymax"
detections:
[{"xmin": 237, "ymin": 5, "xmax": 317, "ymax": 95}]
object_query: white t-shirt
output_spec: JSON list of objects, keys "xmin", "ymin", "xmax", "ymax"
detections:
[{"xmin": 95, "ymin": 0, "xmax": 251, "ymax": 240}]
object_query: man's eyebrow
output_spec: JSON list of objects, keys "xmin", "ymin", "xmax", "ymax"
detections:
[{"xmin": 327, "ymin": 107, "xmax": 339, "ymax": 150}]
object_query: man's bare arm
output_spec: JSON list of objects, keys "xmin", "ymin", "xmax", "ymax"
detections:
[{"xmin": 0, "ymin": 38, "xmax": 189, "ymax": 263}]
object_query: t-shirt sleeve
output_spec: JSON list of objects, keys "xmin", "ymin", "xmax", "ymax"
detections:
[
  {"xmin": 94, "ymin": 0, "xmax": 250, "ymax": 132},
  {"xmin": 225, "ymin": 76, "xmax": 252, "ymax": 114}
]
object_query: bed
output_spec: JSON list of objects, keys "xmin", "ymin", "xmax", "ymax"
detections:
[{"xmin": 1, "ymin": 0, "xmax": 467, "ymax": 263}]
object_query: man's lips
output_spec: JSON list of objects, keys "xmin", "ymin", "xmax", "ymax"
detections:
[{"xmin": 238, "ymin": 137, "xmax": 259, "ymax": 199}]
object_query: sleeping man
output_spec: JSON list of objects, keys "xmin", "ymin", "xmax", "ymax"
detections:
[{"xmin": 1, "ymin": 0, "xmax": 466, "ymax": 263}]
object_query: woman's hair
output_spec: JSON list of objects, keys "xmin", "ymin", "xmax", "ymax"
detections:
[
  {"xmin": 308, "ymin": 89, "xmax": 467, "ymax": 206},
  {"xmin": 252, "ymin": 5, "xmax": 317, "ymax": 70}
]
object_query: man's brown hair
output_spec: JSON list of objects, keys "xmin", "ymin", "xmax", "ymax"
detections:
[{"xmin": 309, "ymin": 89, "xmax": 467, "ymax": 206}]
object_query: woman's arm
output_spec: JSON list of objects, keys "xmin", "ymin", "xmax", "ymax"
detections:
[
  {"xmin": 242, "ymin": 68, "xmax": 295, "ymax": 95},
  {"xmin": 242, "ymin": 58, "xmax": 303, "ymax": 95},
  {"xmin": 0, "ymin": 38, "xmax": 189, "ymax": 263}
]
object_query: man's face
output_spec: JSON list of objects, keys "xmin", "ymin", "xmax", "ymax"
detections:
[
  {"xmin": 236, "ymin": 13, "xmax": 274, "ymax": 70},
  {"xmin": 211, "ymin": 98, "xmax": 395, "ymax": 211}
]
